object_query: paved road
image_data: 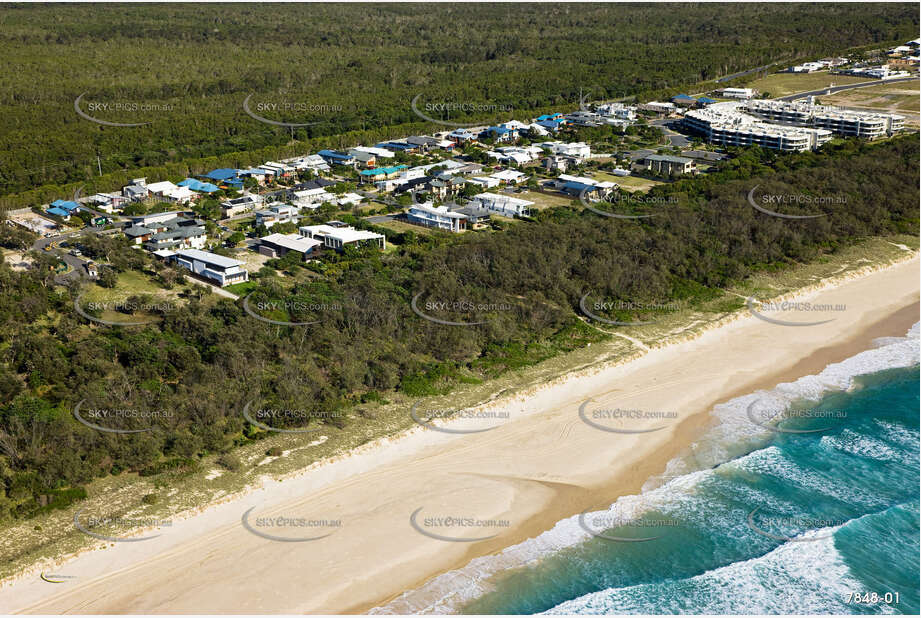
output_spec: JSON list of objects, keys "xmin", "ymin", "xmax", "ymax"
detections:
[
  {"xmin": 717, "ymin": 63, "xmax": 776, "ymax": 84},
  {"xmin": 779, "ymin": 76, "xmax": 919, "ymax": 101},
  {"xmin": 650, "ymin": 119, "xmax": 692, "ymax": 147}
]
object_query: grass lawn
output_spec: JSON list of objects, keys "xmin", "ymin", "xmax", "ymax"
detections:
[
  {"xmin": 745, "ymin": 71, "xmax": 870, "ymax": 98},
  {"xmin": 518, "ymin": 190, "xmax": 575, "ymax": 210},
  {"xmin": 372, "ymin": 218, "xmax": 438, "ymax": 236},
  {"xmin": 594, "ymin": 172, "xmax": 665, "ymax": 192},
  {"xmin": 818, "ymin": 79, "xmax": 920, "ymax": 123}
]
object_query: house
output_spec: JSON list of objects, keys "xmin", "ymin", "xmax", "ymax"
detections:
[
  {"xmin": 490, "ymin": 169, "xmax": 527, "ymax": 185},
  {"xmin": 123, "ymin": 213, "xmax": 207, "ymax": 252},
  {"xmin": 447, "ymin": 129, "xmax": 477, "ymax": 144},
  {"xmin": 237, "ymin": 168, "xmax": 270, "ymax": 185},
  {"xmin": 638, "ymin": 101, "xmax": 677, "ymax": 114},
  {"xmin": 549, "ymin": 174, "xmax": 617, "ymax": 196},
  {"xmin": 165, "ymin": 249, "xmax": 248, "ymax": 287},
  {"xmin": 258, "ymin": 232, "xmax": 322, "ymax": 260},
  {"xmin": 544, "ymin": 155, "xmax": 574, "ymax": 173},
  {"xmin": 313, "ymin": 150, "xmax": 352, "ymax": 167},
  {"xmin": 375, "ymin": 141, "xmax": 418, "ymax": 154},
  {"xmin": 221, "ymin": 195, "xmax": 263, "ymax": 218},
  {"xmin": 122, "ymin": 178, "xmax": 149, "ymax": 202},
  {"xmin": 449, "ymin": 204, "xmax": 491, "ymax": 227},
  {"xmin": 540, "ymin": 141, "xmax": 591, "ymax": 160},
  {"xmin": 481, "ymin": 126, "xmax": 518, "ymax": 143},
  {"xmin": 468, "ymin": 192, "xmax": 534, "ymax": 217},
  {"xmin": 525, "ymin": 123, "xmax": 550, "ymax": 137},
  {"xmin": 696, "ymin": 97, "xmax": 718, "ymax": 106},
  {"xmin": 360, "ymin": 165, "xmax": 410, "ymax": 184},
  {"xmin": 536, "ymin": 116, "xmax": 566, "ymax": 131},
  {"xmin": 288, "ymin": 154, "xmax": 331, "ymax": 175},
  {"xmin": 467, "ymin": 176, "xmax": 501, "ymax": 189},
  {"xmin": 597, "ymin": 103, "xmax": 637, "ymax": 122},
  {"xmin": 720, "ymin": 88, "xmax": 756, "ymax": 99},
  {"xmin": 642, "ymin": 154, "xmax": 697, "ymax": 176},
  {"xmin": 406, "ymin": 202, "xmax": 467, "ymax": 233},
  {"xmin": 88, "ymin": 193, "xmax": 125, "ymax": 213},
  {"xmin": 565, "ymin": 110, "xmax": 604, "ymax": 127},
  {"xmin": 146, "ymin": 181, "xmax": 197, "ymax": 205},
  {"xmin": 351, "ymin": 146, "xmax": 396, "ymax": 160},
  {"xmin": 178, "ymin": 178, "xmax": 220, "ymax": 194},
  {"xmin": 298, "ymin": 224, "xmax": 386, "ymax": 250},
  {"xmin": 671, "ymin": 94, "xmax": 697, "ymax": 106},
  {"xmin": 255, "ymin": 203, "xmax": 300, "ymax": 229},
  {"xmin": 337, "ymin": 192, "xmax": 364, "ymax": 207},
  {"xmin": 429, "ymin": 176, "xmax": 465, "ymax": 200},
  {"xmin": 292, "ymin": 187, "xmax": 336, "ymax": 209},
  {"xmin": 49, "ymin": 200, "xmax": 81, "ymax": 217},
  {"xmin": 46, "ymin": 207, "xmax": 71, "ymax": 220},
  {"xmin": 261, "ymin": 162, "xmax": 296, "ymax": 178},
  {"xmin": 203, "ymin": 168, "xmax": 242, "ymax": 189}
]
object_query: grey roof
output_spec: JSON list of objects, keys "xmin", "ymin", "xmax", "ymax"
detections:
[
  {"xmin": 646, "ymin": 154, "xmax": 693, "ymax": 164},
  {"xmin": 172, "ymin": 249, "xmax": 243, "ymax": 269},
  {"xmin": 124, "ymin": 226, "xmax": 152, "ymax": 237}
]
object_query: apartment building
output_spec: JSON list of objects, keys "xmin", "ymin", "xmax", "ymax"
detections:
[
  {"xmin": 683, "ymin": 102, "xmax": 832, "ymax": 151},
  {"xmin": 744, "ymin": 99, "xmax": 905, "ymax": 139},
  {"xmin": 642, "ymin": 154, "xmax": 697, "ymax": 177}
]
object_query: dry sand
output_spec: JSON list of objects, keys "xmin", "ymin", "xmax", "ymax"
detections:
[{"xmin": 1, "ymin": 256, "xmax": 918, "ymax": 615}]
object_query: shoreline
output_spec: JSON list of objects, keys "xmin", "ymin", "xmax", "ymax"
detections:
[{"xmin": 0, "ymin": 255, "xmax": 917, "ymax": 615}]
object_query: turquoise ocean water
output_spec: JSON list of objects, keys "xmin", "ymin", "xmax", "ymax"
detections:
[{"xmin": 374, "ymin": 324, "xmax": 920, "ymax": 615}]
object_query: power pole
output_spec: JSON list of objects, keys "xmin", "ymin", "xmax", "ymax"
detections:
[{"xmin": 97, "ymin": 154, "xmax": 102, "ymax": 176}]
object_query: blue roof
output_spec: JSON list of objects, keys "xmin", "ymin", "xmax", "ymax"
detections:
[
  {"xmin": 697, "ymin": 97, "xmax": 718, "ymax": 104},
  {"xmin": 51, "ymin": 199, "xmax": 80, "ymax": 211},
  {"xmin": 562, "ymin": 181, "xmax": 596, "ymax": 192},
  {"xmin": 537, "ymin": 113, "xmax": 563, "ymax": 121},
  {"xmin": 178, "ymin": 178, "xmax": 220, "ymax": 193},
  {"xmin": 673, "ymin": 94, "xmax": 695, "ymax": 100},
  {"xmin": 318, "ymin": 149, "xmax": 354, "ymax": 161},
  {"xmin": 47, "ymin": 207, "xmax": 70, "ymax": 217},
  {"xmin": 486, "ymin": 126, "xmax": 514, "ymax": 135},
  {"xmin": 360, "ymin": 164, "xmax": 409, "ymax": 177},
  {"xmin": 204, "ymin": 168, "xmax": 239, "ymax": 181},
  {"xmin": 375, "ymin": 142, "xmax": 415, "ymax": 151},
  {"xmin": 537, "ymin": 120, "xmax": 562, "ymax": 130}
]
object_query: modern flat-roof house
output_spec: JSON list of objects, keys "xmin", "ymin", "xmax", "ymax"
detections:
[
  {"xmin": 540, "ymin": 141, "xmax": 592, "ymax": 160},
  {"xmin": 468, "ymin": 192, "xmax": 534, "ymax": 217},
  {"xmin": 450, "ymin": 204, "xmax": 491, "ymax": 227},
  {"xmin": 221, "ymin": 195, "xmax": 263, "ymax": 218},
  {"xmin": 261, "ymin": 162, "xmax": 296, "ymax": 178},
  {"xmin": 720, "ymin": 87, "xmax": 756, "ymax": 99},
  {"xmin": 406, "ymin": 202, "xmax": 467, "ymax": 232},
  {"xmin": 165, "ymin": 249, "xmax": 248, "ymax": 287},
  {"xmin": 146, "ymin": 181, "xmax": 197, "ymax": 205},
  {"xmin": 88, "ymin": 193, "xmax": 125, "ymax": 213},
  {"xmin": 255, "ymin": 203, "xmax": 300, "ymax": 229},
  {"xmin": 350, "ymin": 146, "xmax": 396, "ymax": 162},
  {"xmin": 288, "ymin": 154, "xmax": 331, "ymax": 174},
  {"xmin": 467, "ymin": 176, "xmax": 501, "ymax": 189},
  {"xmin": 298, "ymin": 224, "xmax": 386, "ymax": 250},
  {"xmin": 122, "ymin": 178, "xmax": 149, "ymax": 202},
  {"xmin": 642, "ymin": 154, "xmax": 697, "ymax": 176},
  {"xmin": 447, "ymin": 129, "xmax": 477, "ymax": 143},
  {"xmin": 638, "ymin": 101, "xmax": 677, "ymax": 114},
  {"xmin": 258, "ymin": 232, "xmax": 322, "ymax": 259}
]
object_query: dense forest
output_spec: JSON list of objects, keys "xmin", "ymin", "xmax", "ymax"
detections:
[
  {"xmin": 0, "ymin": 136, "xmax": 917, "ymax": 519},
  {"xmin": 0, "ymin": 3, "xmax": 917, "ymax": 203}
]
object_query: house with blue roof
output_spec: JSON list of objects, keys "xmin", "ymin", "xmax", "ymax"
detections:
[
  {"xmin": 51, "ymin": 199, "xmax": 81, "ymax": 212},
  {"xmin": 203, "ymin": 168, "xmax": 239, "ymax": 182},
  {"xmin": 696, "ymin": 97, "xmax": 718, "ymax": 106},
  {"xmin": 480, "ymin": 126, "xmax": 518, "ymax": 143},
  {"xmin": 46, "ymin": 207, "xmax": 71, "ymax": 220},
  {"xmin": 178, "ymin": 178, "xmax": 220, "ymax": 194},
  {"xmin": 447, "ymin": 129, "xmax": 477, "ymax": 143},
  {"xmin": 374, "ymin": 141, "xmax": 418, "ymax": 153},
  {"xmin": 317, "ymin": 150, "xmax": 356, "ymax": 166}
]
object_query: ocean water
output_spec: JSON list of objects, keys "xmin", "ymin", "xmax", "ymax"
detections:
[{"xmin": 373, "ymin": 324, "xmax": 920, "ymax": 615}]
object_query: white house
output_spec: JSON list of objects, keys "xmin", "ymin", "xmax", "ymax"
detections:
[
  {"xmin": 720, "ymin": 87, "xmax": 756, "ymax": 99},
  {"xmin": 165, "ymin": 249, "xmax": 249, "ymax": 287},
  {"xmin": 540, "ymin": 141, "xmax": 591, "ymax": 160},
  {"xmin": 468, "ymin": 193, "xmax": 534, "ymax": 217},
  {"xmin": 258, "ymin": 233, "xmax": 322, "ymax": 259},
  {"xmin": 467, "ymin": 176, "xmax": 501, "ymax": 189},
  {"xmin": 298, "ymin": 224, "xmax": 386, "ymax": 250},
  {"xmin": 146, "ymin": 181, "xmax": 197, "ymax": 205},
  {"xmin": 406, "ymin": 202, "xmax": 467, "ymax": 233},
  {"xmin": 255, "ymin": 203, "xmax": 300, "ymax": 229},
  {"xmin": 491, "ymin": 169, "xmax": 527, "ymax": 185}
]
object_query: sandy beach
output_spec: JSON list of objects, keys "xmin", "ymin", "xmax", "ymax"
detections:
[{"xmin": 1, "ymin": 255, "xmax": 918, "ymax": 615}]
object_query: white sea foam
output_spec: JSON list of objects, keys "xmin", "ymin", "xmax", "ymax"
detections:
[
  {"xmin": 370, "ymin": 324, "xmax": 919, "ymax": 615},
  {"xmin": 542, "ymin": 524, "xmax": 891, "ymax": 615}
]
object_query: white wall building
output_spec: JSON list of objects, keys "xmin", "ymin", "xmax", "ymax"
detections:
[
  {"xmin": 468, "ymin": 193, "xmax": 534, "ymax": 217},
  {"xmin": 166, "ymin": 249, "xmax": 249, "ymax": 287}
]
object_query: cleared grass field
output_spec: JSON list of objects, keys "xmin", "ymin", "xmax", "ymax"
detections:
[
  {"xmin": 593, "ymin": 172, "xmax": 666, "ymax": 192},
  {"xmin": 819, "ymin": 79, "xmax": 920, "ymax": 126},
  {"xmin": 745, "ymin": 71, "xmax": 870, "ymax": 97}
]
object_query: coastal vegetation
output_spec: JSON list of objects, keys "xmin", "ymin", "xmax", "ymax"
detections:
[{"xmin": 0, "ymin": 135, "xmax": 917, "ymax": 520}]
